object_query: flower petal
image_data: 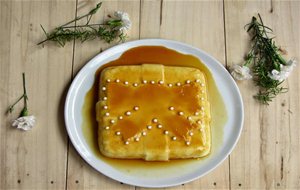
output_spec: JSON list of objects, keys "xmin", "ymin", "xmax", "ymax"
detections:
[
  {"xmin": 230, "ymin": 64, "xmax": 252, "ymax": 80},
  {"xmin": 12, "ymin": 115, "xmax": 36, "ymax": 131}
]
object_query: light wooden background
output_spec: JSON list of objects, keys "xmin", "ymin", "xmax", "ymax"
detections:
[{"xmin": 0, "ymin": 0, "xmax": 299, "ymax": 189}]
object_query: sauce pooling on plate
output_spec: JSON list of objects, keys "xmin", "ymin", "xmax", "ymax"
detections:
[{"xmin": 82, "ymin": 46, "xmax": 227, "ymax": 170}]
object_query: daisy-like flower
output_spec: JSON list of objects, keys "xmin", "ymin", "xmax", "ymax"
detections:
[
  {"xmin": 114, "ymin": 11, "xmax": 132, "ymax": 32},
  {"xmin": 230, "ymin": 64, "xmax": 253, "ymax": 80},
  {"xmin": 268, "ymin": 59, "xmax": 297, "ymax": 82},
  {"xmin": 12, "ymin": 115, "xmax": 36, "ymax": 131}
]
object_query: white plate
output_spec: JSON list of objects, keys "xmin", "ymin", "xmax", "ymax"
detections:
[{"xmin": 65, "ymin": 39, "xmax": 244, "ymax": 188}]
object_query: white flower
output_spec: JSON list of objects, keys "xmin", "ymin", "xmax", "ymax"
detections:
[
  {"xmin": 114, "ymin": 11, "xmax": 131, "ymax": 32},
  {"xmin": 12, "ymin": 115, "xmax": 36, "ymax": 131},
  {"xmin": 268, "ymin": 59, "xmax": 297, "ymax": 82},
  {"xmin": 230, "ymin": 64, "xmax": 252, "ymax": 80}
]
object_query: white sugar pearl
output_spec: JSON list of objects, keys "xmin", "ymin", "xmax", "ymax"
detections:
[
  {"xmin": 187, "ymin": 116, "xmax": 192, "ymax": 120},
  {"xmin": 150, "ymin": 80, "xmax": 155, "ymax": 84},
  {"xmin": 115, "ymin": 79, "xmax": 120, "ymax": 83},
  {"xmin": 194, "ymin": 112, "xmax": 199, "ymax": 116},
  {"xmin": 133, "ymin": 83, "xmax": 138, "ymax": 87},
  {"xmin": 197, "ymin": 120, "xmax": 202, "ymax": 124},
  {"xmin": 176, "ymin": 82, "xmax": 181, "ymax": 86},
  {"xmin": 110, "ymin": 120, "xmax": 115, "ymax": 124},
  {"xmin": 186, "ymin": 141, "xmax": 191, "ymax": 146},
  {"xmin": 201, "ymin": 97, "xmax": 205, "ymax": 101},
  {"xmin": 195, "ymin": 79, "xmax": 201, "ymax": 83},
  {"xmin": 147, "ymin": 125, "xmax": 152, "ymax": 130},
  {"xmin": 157, "ymin": 124, "xmax": 162, "ymax": 129},
  {"xmin": 158, "ymin": 80, "xmax": 164, "ymax": 84},
  {"xmin": 103, "ymin": 105, "xmax": 108, "ymax": 109},
  {"xmin": 118, "ymin": 116, "xmax": 123, "ymax": 120},
  {"xmin": 142, "ymin": 80, "xmax": 147, "ymax": 84},
  {"xmin": 164, "ymin": 130, "xmax": 169, "ymax": 135},
  {"xmin": 201, "ymin": 90, "xmax": 205, "ymax": 93},
  {"xmin": 186, "ymin": 80, "xmax": 191, "ymax": 84},
  {"xmin": 106, "ymin": 79, "xmax": 111, "ymax": 83},
  {"xmin": 142, "ymin": 131, "xmax": 147, "ymax": 136},
  {"xmin": 178, "ymin": 111, "xmax": 184, "ymax": 116},
  {"xmin": 124, "ymin": 81, "xmax": 129, "ymax": 85},
  {"xmin": 125, "ymin": 111, "xmax": 131, "ymax": 116},
  {"xmin": 168, "ymin": 83, "xmax": 173, "ymax": 87},
  {"xmin": 201, "ymin": 107, "xmax": 204, "ymax": 111},
  {"xmin": 201, "ymin": 83, "xmax": 205, "ymax": 87},
  {"xmin": 116, "ymin": 131, "xmax": 121, "ymax": 135},
  {"xmin": 189, "ymin": 132, "xmax": 194, "ymax": 136},
  {"xmin": 152, "ymin": 118, "xmax": 158, "ymax": 123},
  {"xmin": 135, "ymin": 137, "xmax": 140, "ymax": 142},
  {"xmin": 133, "ymin": 106, "xmax": 139, "ymax": 111},
  {"xmin": 169, "ymin": 106, "xmax": 174, "ymax": 111},
  {"xmin": 103, "ymin": 97, "xmax": 107, "ymax": 101},
  {"xmin": 125, "ymin": 141, "xmax": 129, "ymax": 145},
  {"xmin": 105, "ymin": 112, "xmax": 110, "ymax": 116},
  {"xmin": 172, "ymin": 136, "xmax": 177, "ymax": 141},
  {"xmin": 105, "ymin": 126, "xmax": 110, "ymax": 130}
]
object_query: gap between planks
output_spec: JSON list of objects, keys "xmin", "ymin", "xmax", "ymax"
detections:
[
  {"xmin": 222, "ymin": 0, "xmax": 231, "ymax": 190},
  {"xmin": 65, "ymin": 0, "xmax": 232, "ymax": 189},
  {"xmin": 65, "ymin": 0, "xmax": 79, "ymax": 190}
]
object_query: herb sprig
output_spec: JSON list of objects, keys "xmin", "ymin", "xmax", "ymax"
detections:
[
  {"xmin": 38, "ymin": 2, "xmax": 130, "ymax": 46},
  {"xmin": 243, "ymin": 14, "xmax": 292, "ymax": 104}
]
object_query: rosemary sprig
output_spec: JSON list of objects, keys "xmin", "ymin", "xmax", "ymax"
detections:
[
  {"xmin": 244, "ymin": 14, "xmax": 289, "ymax": 104},
  {"xmin": 38, "ymin": 2, "xmax": 128, "ymax": 46}
]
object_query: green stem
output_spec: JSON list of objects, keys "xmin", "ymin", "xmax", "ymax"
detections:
[
  {"xmin": 7, "ymin": 73, "xmax": 28, "ymax": 115},
  {"xmin": 61, "ymin": 23, "xmax": 106, "ymax": 29},
  {"xmin": 8, "ymin": 94, "xmax": 25, "ymax": 113},
  {"xmin": 37, "ymin": 38, "xmax": 50, "ymax": 45},
  {"xmin": 257, "ymin": 13, "xmax": 269, "ymax": 39},
  {"xmin": 58, "ymin": 2, "xmax": 102, "ymax": 28},
  {"xmin": 22, "ymin": 73, "xmax": 27, "ymax": 108},
  {"xmin": 59, "ymin": 12, "xmax": 93, "ymax": 28}
]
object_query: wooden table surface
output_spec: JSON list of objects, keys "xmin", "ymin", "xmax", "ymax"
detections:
[{"xmin": 1, "ymin": 0, "xmax": 299, "ymax": 189}]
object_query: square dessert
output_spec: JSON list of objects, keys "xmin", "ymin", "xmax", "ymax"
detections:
[{"xmin": 96, "ymin": 64, "xmax": 211, "ymax": 161}]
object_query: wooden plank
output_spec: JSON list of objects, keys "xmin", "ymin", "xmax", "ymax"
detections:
[
  {"xmin": 0, "ymin": 0, "xmax": 76, "ymax": 189},
  {"xmin": 138, "ymin": 0, "xmax": 229, "ymax": 189},
  {"xmin": 66, "ymin": 0, "xmax": 140, "ymax": 189},
  {"xmin": 224, "ymin": 0, "xmax": 300, "ymax": 189}
]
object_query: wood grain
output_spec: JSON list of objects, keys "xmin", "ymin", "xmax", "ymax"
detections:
[
  {"xmin": 0, "ymin": 0, "xmax": 76, "ymax": 189},
  {"xmin": 139, "ymin": 1, "xmax": 229, "ymax": 189},
  {"xmin": 1, "ymin": 0, "xmax": 299, "ymax": 189},
  {"xmin": 66, "ymin": 1, "xmax": 139, "ymax": 189},
  {"xmin": 224, "ymin": 0, "xmax": 300, "ymax": 189}
]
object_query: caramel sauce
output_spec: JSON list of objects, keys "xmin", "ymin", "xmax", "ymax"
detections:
[
  {"xmin": 82, "ymin": 46, "xmax": 227, "ymax": 172},
  {"xmin": 107, "ymin": 82, "xmax": 200, "ymax": 140}
]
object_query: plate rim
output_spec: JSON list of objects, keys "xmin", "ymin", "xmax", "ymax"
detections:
[{"xmin": 64, "ymin": 38, "xmax": 244, "ymax": 188}]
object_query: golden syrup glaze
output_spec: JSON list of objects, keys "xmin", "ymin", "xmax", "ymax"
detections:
[
  {"xmin": 107, "ymin": 82, "xmax": 201, "ymax": 140},
  {"xmin": 81, "ymin": 46, "xmax": 228, "ymax": 169}
]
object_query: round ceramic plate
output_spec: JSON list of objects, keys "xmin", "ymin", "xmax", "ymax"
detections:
[{"xmin": 65, "ymin": 39, "xmax": 244, "ymax": 188}]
